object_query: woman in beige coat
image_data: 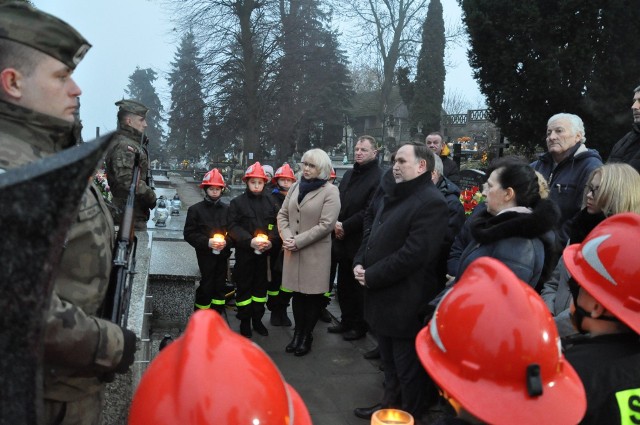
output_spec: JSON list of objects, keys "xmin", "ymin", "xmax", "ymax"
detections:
[{"xmin": 278, "ymin": 149, "xmax": 340, "ymax": 356}]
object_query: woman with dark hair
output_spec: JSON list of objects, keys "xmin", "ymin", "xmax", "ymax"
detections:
[{"xmin": 450, "ymin": 159, "xmax": 560, "ymax": 290}]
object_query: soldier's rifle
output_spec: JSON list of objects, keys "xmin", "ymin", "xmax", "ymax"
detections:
[{"xmin": 101, "ymin": 152, "xmax": 141, "ymax": 328}]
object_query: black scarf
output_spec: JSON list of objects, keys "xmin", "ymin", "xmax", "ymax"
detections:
[
  {"xmin": 298, "ymin": 178, "xmax": 326, "ymax": 203},
  {"xmin": 568, "ymin": 208, "xmax": 606, "ymax": 244}
]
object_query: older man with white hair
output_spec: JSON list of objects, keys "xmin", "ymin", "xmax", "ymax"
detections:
[{"xmin": 531, "ymin": 113, "xmax": 602, "ymax": 227}]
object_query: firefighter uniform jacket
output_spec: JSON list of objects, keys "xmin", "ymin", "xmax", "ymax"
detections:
[{"xmin": 565, "ymin": 333, "xmax": 640, "ymax": 425}]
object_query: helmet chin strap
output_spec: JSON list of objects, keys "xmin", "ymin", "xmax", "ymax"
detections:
[{"xmin": 571, "ymin": 304, "xmax": 622, "ymax": 334}]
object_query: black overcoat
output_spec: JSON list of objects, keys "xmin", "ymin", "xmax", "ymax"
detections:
[{"xmin": 354, "ymin": 171, "xmax": 448, "ymax": 338}]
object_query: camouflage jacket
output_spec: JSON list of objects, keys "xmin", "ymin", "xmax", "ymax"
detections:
[
  {"xmin": 0, "ymin": 100, "xmax": 125, "ymax": 401},
  {"xmin": 104, "ymin": 125, "xmax": 156, "ymax": 228}
]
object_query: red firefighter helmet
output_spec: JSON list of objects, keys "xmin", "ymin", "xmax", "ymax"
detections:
[
  {"xmin": 199, "ymin": 168, "xmax": 226, "ymax": 188},
  {"xmin": 416, "ymin": 257, "xmax": 586, "ymax": 425},
  {"xmin": 129, "ymin": 310, "xmax": 312, "ymax": 425},
  {"xmin": 330, "ymin": 167, "xmax": 336, "ymax": 179},
  {"xmin": 563, "ymin": 212, "xmax": 640, "ymax": 334},
  {"xmin": 242, "ymin": 161, "xmax": 268, "ymax": 183},
  {"xmin": 272, "ymin": 163, "xmax": 297, "ymax": 185}
]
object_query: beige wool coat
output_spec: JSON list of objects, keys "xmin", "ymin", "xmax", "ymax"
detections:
[{"xmin": 278, "ymin": 181, "xmax": 340, "ymax": 294}]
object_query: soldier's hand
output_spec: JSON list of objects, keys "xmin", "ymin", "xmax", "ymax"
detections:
[{"xmin": 114, "ymin": 328, "xmax": 137, "ymax": 374}]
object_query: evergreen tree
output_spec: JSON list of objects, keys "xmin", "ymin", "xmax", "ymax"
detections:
[
  {"xmin": 203, "ymin": 107, "xmax": 234, "ymax": 163},
  {"xmin": 125, "ymin": 67, "xmax": 165, "ymax": 162},
  {"xmin": 461, "ymin": 0, "xmax": 640, "ymax": 157},
  {"xmin": 167, "ymin": 31, "xmax": 206, "ymax": 163},
  {"xmin": 396, "ymin": 66, "xmax": 414, "ymax": 109},
  {"xmin": 270, "ymin": 0, "xmax": 352, "ymax": 161},
  {"xmin": 411, "ymin": 0, "xmax": 445, "ymax": 134}
]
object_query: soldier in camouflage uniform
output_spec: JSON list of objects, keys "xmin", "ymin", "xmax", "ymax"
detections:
[
  {"xmin": 105, "ymin": 99, "xmax": 156, "ymax": 230},
  {"xmin": 0, "ymin": 3, "xmax": 136, "ymax": 424}
]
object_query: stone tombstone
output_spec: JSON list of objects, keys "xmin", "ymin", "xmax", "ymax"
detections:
[{"xmin": 458, "ymin": 168, "xmax": 486, "ymax": 191}]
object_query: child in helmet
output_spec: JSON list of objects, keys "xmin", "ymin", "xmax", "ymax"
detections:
[
  {"xmin": 563, "ymin": 213, "xmax": 640, "ymax": 425},
  {"xmin": 183, "ymin": 169, "xmax": 232, "ymax": 313},
  {"xmin": 228, "ymin": 162, "xmax": 281, "ymax": 338},
  {"xmin": 416, "ymin": 257, "xmax": 586, "ymax": 425},
  {"xmin": 129, "ymin": 310, "xmax": 312, "ymax": 425},
  {"xmin": 267, "ymin": 164, "xmax": 297, "ymax": 327}
]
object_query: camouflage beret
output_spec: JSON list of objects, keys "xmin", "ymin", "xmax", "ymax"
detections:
[
  {"xmin": 115, "ymin": 99, "xmax": 148, "ymax": 117},
  {"xmin": 0, "ymin": 2, "xmax": 91, "ymax": 70}
]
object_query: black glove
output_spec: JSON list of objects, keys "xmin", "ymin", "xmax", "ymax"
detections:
[{"xmin": 114, "ymin": 328, "xmax": 137, "ymax": 374}]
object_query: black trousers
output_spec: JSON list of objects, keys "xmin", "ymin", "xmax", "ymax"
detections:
[
  {"xmin": 335, "ymin": 256, "xmax": 366, "ymax": 331},
  {"xmin": 233, "ymin": 249, "xmax": 268, "ymax": 320},
  {"xmin": 195, "ymin": 253, "xmax": 228, "ymax": 309},
  {"xmin": 291, "ymin": 292, "xmax": 325, "ymax": 334},
  {"xmin": 377, "ymin": 333, "xmax": 438, "ymax": 419},
  {"xmin": 266, "ymin": 251, "xmax": 291, "ymax": 311}
]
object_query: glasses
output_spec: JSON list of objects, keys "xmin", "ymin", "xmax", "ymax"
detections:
[
  {"xmin": 302, "ymin": 162, "xmax": 317, "ymax": 169},
  {"xmin": 585, "ymin": 184, "xmax": 599, "ymax": 197}
]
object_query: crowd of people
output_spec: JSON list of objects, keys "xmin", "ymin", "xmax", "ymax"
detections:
[
  {"xmin": 3, "ymin": 2, "xmax": 640, "ymax": 424},
  {"xmin": 182, "ymin": 101, "xmax": 640, "ymax": 425}
]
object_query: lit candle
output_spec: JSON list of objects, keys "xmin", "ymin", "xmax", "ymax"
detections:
[
  {"xmin": 254, "ymin": 233, "xmax": 268, "ymax": 255},
  {"xmin": 211, "ymin": 233, "xmax": 225, "ymax": 255},
  {"xmin": 371, "ymin": 409, "xmax": 414, "ymax": 425}
]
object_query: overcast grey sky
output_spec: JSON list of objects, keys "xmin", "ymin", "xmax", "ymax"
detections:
[{"xmin": 32, "ymin": 0, "xmax": 484, "ymax": 142}]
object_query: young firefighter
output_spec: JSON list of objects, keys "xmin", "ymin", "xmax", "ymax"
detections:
[
  {"xmin": 563, "ymin": 213, "xmax": 640, "ymax": 425},
  {"xmin": 416, "ymin": 257, "xmax": 586, "ymax": 425},
  {"xmin": 228, "ymin": 162, "xmax": 280, "ymax": 338},
  {"xmin": 183, "ymin": 169, "xmax": 231, "ymax": 313},
  {"xmin": 267, "ymin": 164, "xmax": 296, "ymax": 326}
]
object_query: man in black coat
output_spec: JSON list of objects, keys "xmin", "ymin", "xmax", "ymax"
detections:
[
  {"xmin": 353, "ymin": 142, "xmax": 449, "ymax": 423},
  {"xmin": 329, "ymin": 135, "xmax": 383, "ymax": 341},
  {"xmin": 608, "ymin": 85, "xmax": 640, "ymax": 173}
]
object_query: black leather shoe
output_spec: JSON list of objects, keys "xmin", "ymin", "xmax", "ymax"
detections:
[
  {"xmin": 280, "ymin": 310, "xmax": 292, "ymax": 327},
  {"xmin": 327, "ymin": 322, "xmax": 349, "ymax": 333},
  {"xmin": 354, "ymin": 403, "xmax": 382, "ymax": 419},
  {"xmin": 319, "ymin": 308, "xmax": 332, "ymax": 323},
  {"xmin": 270, "ymin": 311, "xmax": 283, "ymax": 326},
  {"xmin": 294, "ymin": 334, "xmax": 313, "ymax": 356},
  {"xmin": 240, "ymin": 320, "xmax": 252, "ymax": 338},
  {"xmin": 252, "ymin": 318, "xmax": 269, "ymax": 336},
  {"xmin": 285, "ymin": 332, "xmax": 303, "ymax": 353},
  {"xmin": 363, "ymin": 346, "xmax": 380, "ymax": 359},
  {"xmin": 343, "ymin": 329, "xmax": 366, "ymax": 341}
]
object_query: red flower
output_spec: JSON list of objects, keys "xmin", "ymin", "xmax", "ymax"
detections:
[{"xmin": 459, "ymin": 186, "xmax": 485, "ymax": 216}]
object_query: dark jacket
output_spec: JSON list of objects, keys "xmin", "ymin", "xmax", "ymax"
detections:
[
  {"xmin": 447, "ymin": 202, "xmax": 487, "ymax": 276},
  {"xmin": 455, "ymin": 199, "xmax": 560, "ymax": 290},
  {"xmin": 333, "ymin": 159, "xmax": 382, "ymax": 259},
  {"xmin": 608, "ymin": 123, "xmax": 640, "ymax": 174},
  {"xmin": 436, "ymin": 176, "xmax": 465, "ymax": 246},
  {"xmin": 355, "ymin": 170, "xmax": 448, "ymax": 338},
  {"xmin": 531, "ymin": 143, "xmax": 602, "ymax": 224},
  {"xmin": 183, "ymin": 197, "xmax": 232, "ymax": 261},
  {"xmin": 441, "ymin": 155, "xmax": 460, "ymax": 185},
  {"xmin": 436, "ymin": 176, "xmax": 466, "ymax": 287},
  {"xmin": 541, "ymin": 208, "xmax": 606, "ymax": 338},
  {"xmin": 564, "ymin": 333, "xmax": 640, "ymax": 425},
  {"xmin": 228, "ymin": 189, "xmax": 280, "ymax": 254}
]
